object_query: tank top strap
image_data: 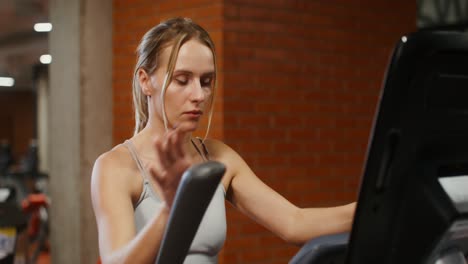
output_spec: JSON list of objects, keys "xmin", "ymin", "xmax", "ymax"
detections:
[
  {"xmin": 191, "ymin": 137, "xmax": 210, "ymax": 161},
  {"xmin": 123, "ymin": 139, "xmax": 150, "ymax": 183},
  {"xmin": 198, "ymin": 138, "xmax": 210, "ymax": 160}
]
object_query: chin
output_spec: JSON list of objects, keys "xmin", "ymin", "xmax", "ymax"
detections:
[
  {"xmin": 190, "ymin": 123, "xmax": 201, "ymax": 132},
  {"xmin": 180, "ymin": 120, "xmax": 199, "ymax": 132},
  {"xmin": 185, "ymin": 125, "xmax": 198, "ymax": 132}
]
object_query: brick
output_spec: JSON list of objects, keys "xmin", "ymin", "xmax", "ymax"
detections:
[
  {"xmin": 286, "ymin": 179, "xmax": 320, "ymax": 192},
  {"xmin": 256, "ymin": 154, "xmax": 287, "ymax": 167},
  {"xmin": 273, "ymin": 142, "xmax": 303, "ymax": 152},
  {"xmin": 237, "ymin": 141, "xmax": 272, "ymax": 153}
]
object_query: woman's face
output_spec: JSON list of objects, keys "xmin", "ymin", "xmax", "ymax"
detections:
[{"xmin": 146, "ymin": 39, "xmax": 215, "ymax": 131}]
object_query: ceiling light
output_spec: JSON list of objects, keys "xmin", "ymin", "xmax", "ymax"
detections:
[
  {"xmin": 0, "ymin": 77, "xmax": 15, "ymax": 87},
  {"xmin": 34, "ymin": 23, "xmax": 53, "ymax": 32},
  {"xmin": 40, "ymin": 54, "xmax": 52, "ymax": 64}
]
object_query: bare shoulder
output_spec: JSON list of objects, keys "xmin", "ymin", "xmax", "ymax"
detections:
[
  {"xmin": 203, "ymin": 138, "xmax": 245, "ymax": 189},
  {"xmin": 93, "ymin": 144, "xmax": 134, "ymax": 179},
  {"xmin": 91, "ymin": 143, "xmax": 141, "ymax": 203},
  {"xmin": 203, "ymin": 138, "xmax": 240, "ymax": 161}
]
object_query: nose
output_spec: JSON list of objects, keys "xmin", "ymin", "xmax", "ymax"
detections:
[{"xmin": 190, "ymin": 79, "xmax": 206, "ymax": 103}]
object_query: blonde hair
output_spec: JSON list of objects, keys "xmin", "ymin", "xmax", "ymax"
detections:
[{"xmin": 132, "ymin": 17, "xmax": 217, "ymax": 139}]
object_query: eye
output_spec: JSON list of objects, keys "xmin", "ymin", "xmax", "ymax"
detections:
[
  {"xmin": 201, "ymin": 77, "xmax": 213, "ymax": 87},
  {"xmin": 174, "ymin": 76, "xmax": 188, "ymax": 85}
]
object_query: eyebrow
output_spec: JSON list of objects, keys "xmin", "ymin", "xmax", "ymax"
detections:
[{"xmin": 173, "ymin": 69, "xmax": 215, "ymax": 76}]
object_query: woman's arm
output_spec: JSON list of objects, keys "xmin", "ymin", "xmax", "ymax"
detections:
[
  {"xmin": 91, "ymin": 126, "xmax": 193, "ymax": 263},
  {"xmin": 91, "ymin": 153, "xmax": 170, "ymax": 264},
  {"xmin": 289, "ymin": 203, "xmax": 355, "ymax": 245},
  {"xmin": 212, "ymin": 140, "xmax": 356, "ymax": 245}
]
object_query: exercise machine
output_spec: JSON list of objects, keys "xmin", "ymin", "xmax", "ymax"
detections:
[{"xmin": 291, "ymin": 30, "xmax": 468, "ymax": 264}]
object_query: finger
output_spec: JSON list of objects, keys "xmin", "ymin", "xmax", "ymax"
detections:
[
  {"xmin": 173, "ymin": 122, "xmax": 192, "ymax": 148},
  {"xmin": 169, "ymin": 130, "xmax": 184, "ymax": 159},
  {"xmin": 165, "ymin": 123, "xmax": 190, "ymax": 159},
  {"xmin": 170, "ymin": 128, "xmax": 185, "ymax": 159},
  {"xmin": 154, "ymin": 137, "xmax": 170, "ymax": 168},
  {"xmin": 148, "ymin": 164, "xmax": 164, "ymax": 183},
  {"xmin": 161, "ymin": 133, "xmax": 177, "ymax": 164},
  {"xmin": 175, "ymin": 122, "xmax": 193, "ymax": 134},
  {"xmin": 164, "ymin": 131, "xmax": 178, "ymax": 163}
]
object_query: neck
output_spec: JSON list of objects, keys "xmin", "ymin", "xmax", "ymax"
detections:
[
  {"xmin": 133, "ymin": 119, "xmax": 196, "ymax": 159},
  {"xmin": 143, "ymin": 117, "xmax": 169, "ymax": 136}
]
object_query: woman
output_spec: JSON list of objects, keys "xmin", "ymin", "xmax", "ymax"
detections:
[{"xmin": 91, "ymin": 17, "xmax": 355, "ymax": 264}]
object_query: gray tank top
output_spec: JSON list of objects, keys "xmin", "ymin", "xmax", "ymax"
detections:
[{"xmin": 124, "ymin": 139, "xmax": 226, "ymax": 264}]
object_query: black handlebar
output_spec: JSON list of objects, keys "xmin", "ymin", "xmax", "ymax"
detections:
[{"xmin": 156, "ymin": 161, "xmax": 226, "ymax": 264}]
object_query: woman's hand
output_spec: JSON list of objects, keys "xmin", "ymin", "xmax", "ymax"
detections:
[{"xmin": 149, "ymin": 124, "xmax": 193, "ymax": 208}]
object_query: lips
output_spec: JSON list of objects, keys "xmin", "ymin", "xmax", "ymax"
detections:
[{"xmin": 183, "ymin": 110, "xmax": 203, "ymax": 116}]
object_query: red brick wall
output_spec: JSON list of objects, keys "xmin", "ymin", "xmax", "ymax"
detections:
[
  {"xmin": 113, "ymin": 0, "xmax": 416, "ymax": 263},
  {"xmin": 222, "ymin": 1, "xmax": 415, "ymax": 263}
]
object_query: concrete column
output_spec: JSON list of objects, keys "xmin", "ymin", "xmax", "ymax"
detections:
[
  {"xmin": 49, "ymin": 0, "xmax": 112, "ymax": 263},
  {"xmin": 36, "ymin": 66, "xmax": 49, "ymax": 174}
]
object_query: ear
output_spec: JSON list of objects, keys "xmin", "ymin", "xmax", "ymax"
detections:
[{"xmin": 137, "ymin": 68, "xmax": 153, "ymax": 96}]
